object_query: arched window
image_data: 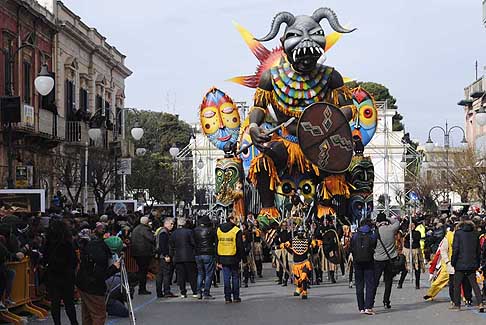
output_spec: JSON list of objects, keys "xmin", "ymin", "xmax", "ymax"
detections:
[{"xmin": 64, "ymin": 57, "xmax": 78, "ymax": 120}]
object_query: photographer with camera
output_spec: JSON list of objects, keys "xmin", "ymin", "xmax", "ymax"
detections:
[{"xmin": 76, "ymin": 223, "xmax": 120, "ymax": 325}]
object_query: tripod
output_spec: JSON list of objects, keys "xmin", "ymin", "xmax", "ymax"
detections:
[{"xmin": 120, "ymin": 258, "xmax": 136, "ymax": 325}]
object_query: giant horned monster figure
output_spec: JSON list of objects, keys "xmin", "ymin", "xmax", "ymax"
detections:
[{"xmin": 247, "ymin": 8, "xmax": 357, "ymax": 228}]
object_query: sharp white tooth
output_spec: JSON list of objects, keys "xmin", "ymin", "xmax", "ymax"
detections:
[
  {"xmin": 310, "ymin": 47, "xmax": 314, "ymax": 54},
  {"xmin": 318, "ymin": 47, "xmax": 324, "ymax": 54},
  {"xmin": 297, "ymin": 48, "xmax": 301, "ymax": 56},
  {"xmin": 303, "ymin": 47, "xmax": 307, "ymax": 55},
  {"xmin": 293, "ymin": 51, "xmax": 297, "ymax": 61}
]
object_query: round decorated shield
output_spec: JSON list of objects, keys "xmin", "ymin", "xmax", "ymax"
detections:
[
  {"xmin": 297, "ymin": 103, "xmax": 353, "ymax": 173},
  {"xmin": 322, "ymin": 229, "xmax": 345, "ymax": 274}
]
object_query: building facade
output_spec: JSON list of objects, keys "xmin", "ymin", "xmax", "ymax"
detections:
[
  {"xmin": 55, "ymin": 1, "xmax": 132, "ymax": 210},
  {"xmin": 459, "ymin": 77, "xmax": 486, "ymax": 155},
  {"xmin": 0, "ymin": 0, "xmax": 58, "ymax": 191},
  {"xmin": 0, "ymin": 0, "xmax": 132, "ymax": 211}
]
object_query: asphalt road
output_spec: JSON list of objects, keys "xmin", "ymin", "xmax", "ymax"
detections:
[{"xmin": 28, "ymin": 264, "xmax": 486, "ymax": 325}]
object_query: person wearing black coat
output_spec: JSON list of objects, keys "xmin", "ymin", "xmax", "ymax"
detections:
[
  {"xmin": 155, "ymin": 217, "xmax": 177, "ymax": 298},
  {"xmin": 170, "ymin": 217, "xmax": 197, "ymax": 298},
  {"xmin": 76, "ymin": 225, "xmax": 120, "ymax": 325},
  {"xmin": 130, "ymin": 216, "xmax": 155, "ymax": 295},
  {"xmin": 44, "ymin": 219, "xmax": 79, "ymax": 325},
  {"xmin": 194, "ymin": 215, "xmax": 216, "ymax": 299},
  {"xmin": 451, "ymin": 221, "xmax": 484, "ymax": 311},
  {"xmin": 350, "ymin": 219, "xmax": 377, "ymax": 315}
]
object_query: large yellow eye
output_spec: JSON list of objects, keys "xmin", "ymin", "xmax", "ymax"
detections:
[
  {"xmin": 278, "ymin": 180, "xmax": 296, "ymax": 195},
  {"xmin": 358, "ymin": 104, "xmax": 377, "ymax": 128},
  {"xmin": 201, "ymin": 106, "xmax": 220, "ymax": 135},
  {"xmin": 220, "ymin": 103, "xmax": 240, "ymax": 129},
  {"xmin": 299, "ymin": 180, "xmax": 315, "ymax": 200}
]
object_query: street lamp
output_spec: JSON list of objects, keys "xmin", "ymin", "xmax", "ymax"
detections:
[
  {"xmin": 88, "ymin": 107, "xmax": 144, "ymax": 199},
  {"xmin": 34, "ymin": 64, "xmax": 55, "ymax": 96},
  {"xmin": 135, "ymin": 148, "xmax": 147, "ymax": 157},
  {"xmin": 88, "ymin": 128, "xmax": 102, "ymax": 142},
  {"xmin": 197, "ymin": 157, "xmax": 204, "ymax": 170},
  {"xmin": 169, "ymin": 144, "xmax": 180, "ymax": 159},
  {"xmin": 130, "ymin": 122, "xmax": 144, "ymax": 141},
  {"xmin": 425, "ymin": 122, "xmax": 467, "ymax": 205},
  {"xmin": 169, "ymin": 144, "xmax": 179, "ymax": 217},
  {"xmin": 424, "ymin": 138, "xmax": 435, "ymax": 152}
]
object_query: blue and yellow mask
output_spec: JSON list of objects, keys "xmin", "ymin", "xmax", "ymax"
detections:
[{"xmin": 200, "ymin": 88, "xmax": 240, "ymax": 151}]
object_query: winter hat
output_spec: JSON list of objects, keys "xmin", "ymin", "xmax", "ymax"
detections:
[
  {"xmin": 105, "ymin": 236, "xmax": 123, "ymax": 254},
  {"xmin": 199, "ymin": 215, "xmax": 211, "ymax": 226},
  {"xmin": 78, "ymin": 228, "xmax": 91, "ymax": 240},
  {"xmin": 376, "ymin": 213, "xmax": 387, "ymax": 223},
  {"xmin": 95, "ymin": 222, "xmax": 106, "ymax": 234}
]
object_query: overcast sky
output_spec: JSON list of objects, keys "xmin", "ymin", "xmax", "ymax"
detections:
[{"xmin": 63, "ymin": 0, "xmax": 486, "ymax": 144}]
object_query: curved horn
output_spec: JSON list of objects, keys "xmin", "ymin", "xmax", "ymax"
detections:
[
  {"xmin": 255, "ymin": 11, "xmax": 296, "ymax": 42},
  {"xmin": 311, "ymin": 8, "xmax": 356, "ymax": 33}
]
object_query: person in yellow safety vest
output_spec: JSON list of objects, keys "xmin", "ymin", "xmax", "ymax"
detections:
[
  {"xmin": 216, "ymin": 213, "xmax": 246, "ymax": 304},
  {"xmin": 415, "ymin": 221, "xmax": 426, "ymax": 258},
  {"xmin": 423, "ymin": 228, "xmax": 455, "ymax": 302}
]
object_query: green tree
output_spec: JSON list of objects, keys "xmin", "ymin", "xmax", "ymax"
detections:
[
  {"xmin": 346, "ymin": 80, "xmax": 403, "ymax": 131},
  {"xmin": 346, "ymin": 81, "xmax": 398, "ymax": 110},
  {"xmin": 126, "ymin": 110, "xmax": 194, "ymax": 206},
  {"xmin": 392, "ymin": 113, "xmax": 404, "ymax": 132},
  {"xmin": 127, "ymin": 111, "xmax": 193, "ymax": 152}
]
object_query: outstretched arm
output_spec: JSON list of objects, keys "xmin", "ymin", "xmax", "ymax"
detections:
[
  {"xmin": 249, "ymin": 70, "xmax": 273, "ymax": 148},
  {"xmin": 327, "ymin": 69, "xmax": 356, "ymax": 121}
]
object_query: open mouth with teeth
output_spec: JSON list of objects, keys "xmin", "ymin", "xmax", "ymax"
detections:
[
  {"xmin": 292, "ymin": 45, "xmax": 324, "ymax": 62},
  {"xmin": 290, "ymin": 44, "xmax": 324, "ymax": 72}
]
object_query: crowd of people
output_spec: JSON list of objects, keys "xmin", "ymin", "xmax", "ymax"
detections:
[
  {"xmin": 349, "ymin": 212, "xmax": 486, "ymax": 315},
  {"xmin": 2, "ymin": 207, "xmax": 486, "ymax": 323},
  {"xmin": 0, "ymin": 209, "xmax": 258, "ymax": 324}
]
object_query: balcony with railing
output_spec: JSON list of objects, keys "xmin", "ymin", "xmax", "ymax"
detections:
[
  {"xmin": 65, "ymin": 121, "xmax": 88, "ymax": 145},
  {"xmin": 469, "ymin": 77, "xmax": 484, "ymax": 99}
]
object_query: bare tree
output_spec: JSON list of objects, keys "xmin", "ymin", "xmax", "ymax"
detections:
[
  {"xmin": 37, "ymin": 149, "xmax": 84, "ymax": 207},
  {"xmin": 449, "ymin": 147, "xmax": 486, "ymax": 208},
  {"xmin": 88, "ymin": 147, "xmax": 115, "ymax": 212}
]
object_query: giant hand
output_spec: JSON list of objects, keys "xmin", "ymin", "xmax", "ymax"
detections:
[{"xmin": 249, "ymin": 124, "xmax": 271, "ymax": 151}]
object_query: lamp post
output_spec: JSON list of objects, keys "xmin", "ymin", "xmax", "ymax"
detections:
[
  {"xmin": 424, "ymin": 122, "xmax": 467, "ymax": 204},
  {"xmin": 191, "ymin": 129, "xmax": 205, "ymax": 206},
  {"xmin": 169, "ymin": 144, "xmax": 180, "ymax": 217},
  {"xmin": 1, "ymin": 43, "xmax": 55, "ymax": 188},
  {"xmin": 88, "ymin": 107, "xmax": 143, "ymax": 199}
]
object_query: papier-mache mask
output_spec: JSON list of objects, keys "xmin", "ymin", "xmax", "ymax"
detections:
[
  {"xmin": 350, "ymin": 88, "xmax": 378, "ymax": 146},
  {"xmin": 200, "ymin": 88, "xmax": 240, "ymax": 151},
  {"xmin": 215, "ymin": 157, "xmax": 243, "ymax": 207}
]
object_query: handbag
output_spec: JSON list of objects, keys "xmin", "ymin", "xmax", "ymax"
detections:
[
  {"xmin": 148, "ymin": 257, "xmax": 160, "ymax": 275},
  {"xmin": 376, "ymin": 230, "xmax": 405, "ymax": 275}
]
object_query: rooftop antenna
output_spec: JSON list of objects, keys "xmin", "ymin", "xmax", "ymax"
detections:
[{"xmin": 476, "ymin": 60, "xmax": 479, "ymax": 80}]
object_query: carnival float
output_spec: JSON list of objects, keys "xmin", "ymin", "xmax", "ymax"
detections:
[{"xmin": 198, "ymin": 8, "xmax": 377, "ymax": 266}]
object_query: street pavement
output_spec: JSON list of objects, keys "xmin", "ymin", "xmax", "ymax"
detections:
[{"xmin": 30, "ymin": 264, "xmax": 486, "ymax": 325}]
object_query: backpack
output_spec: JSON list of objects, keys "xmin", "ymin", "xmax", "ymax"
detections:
[
  {"xmin": 352, "ymin": 232, "xmax": 374, "ymax": 263},
  {"xmin": 77, "ymin": 239, "xmax": 110, "ymax": 287}
]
